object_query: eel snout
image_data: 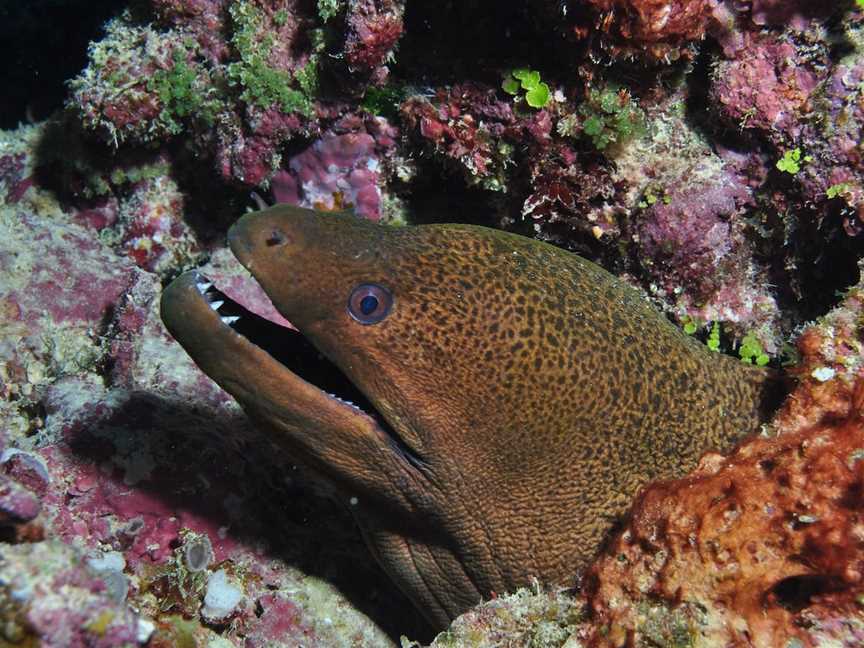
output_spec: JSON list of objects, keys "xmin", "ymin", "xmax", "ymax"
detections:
[
  {"xmin": 160, "ymin": 267, "xmax": 387, "ymax": 459},
  {"xmin": 160, "ymin": 261, "xmax": 429, "ymax": 508}
]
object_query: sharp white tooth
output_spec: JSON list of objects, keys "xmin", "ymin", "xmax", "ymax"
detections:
[
  {"xmin": 221, "ymin": 315, "xmax": 240, "ymax": 325},
  {"xmin": 196, "ymin": 281, "xmax": 213, "ymax": 294},
  {"xmin": 209, "ymin": 300, "xmax": 224, "ymax": 311}
]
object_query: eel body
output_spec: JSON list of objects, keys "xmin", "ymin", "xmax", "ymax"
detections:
[{"xmin": 161, "ymin": 205, "xmax": 776, "ymax": 629}]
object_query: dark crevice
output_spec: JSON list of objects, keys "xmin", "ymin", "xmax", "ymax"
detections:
[
  {"xmin": 770, "ymin": 574, "xmax": 839, "ymax": 612},
  {"xmin": 1, "ymin": 0, "xmax": 121, "ymax": 129}
]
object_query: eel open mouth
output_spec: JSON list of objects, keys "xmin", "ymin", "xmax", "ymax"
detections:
[
  {"xmin": 161, "ymin": 270, "xmax": 425, "ymax": 469},
  {"xmin": 195, "ymin": 273, "xmax": 374, "ymax": 413}
]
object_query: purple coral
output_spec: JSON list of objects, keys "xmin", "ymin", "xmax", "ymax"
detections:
[
  {"xmin": 711, "ymin": 32, "xmax": 819, "ymax": 139},
  {"xmin": 271, "ymin": 115, "xmax": 399, "ymax": 220},
  {"xmin": 635, "ymin": 174, "xmax": 779, "ymax": 337}
]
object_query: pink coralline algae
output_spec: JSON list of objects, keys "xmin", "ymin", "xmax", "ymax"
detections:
[
  {"xmin": 749, "ymin": 0, "xmax": 829, "ymax": 28},
  {"xmin": 116, "ymin": 172, "xmax": 198, "ymax": 274},
  {"xmin": 795, "ymin": 50, "xmax": 864, "ymax": 213},
  {"xmin": 270, "ymin": 115, "xmax": 399, "ymax": 220},
  {"xmin": 0, "ymin": 541, "xmax": 152, "ymax": 647},
  {"xmin": 635, "ymin": 178, "xmax": 767, "ymax": 322},
  {"xmin": 637, "ymin": 183, "xmax": 737, "ymax": 275},
  {"xmin": 2, "ymin": 450, "xmax": 50, "ymax": 498},
  {"xmin": 637, "ymin": 183, "xmax": 781, "ymax": 348},
  {"xmin": 150, "ymin": 0, "xmax": 232, "ymax": 63},
  {"xmin": 0, "ymin": 152, "xmax": 33, "ymax": 205},
  {"xmin": 0, "ymin": 476, "xmax": 41, "ymax": 525},
  {"xmin": 0, "ymin": 202, "xmax": 134, "ymax": 417},
  {"xmin": 711, "ymin": 31, "xmax": 820, "ymax": 137},
  {"xmin": 0, "ymin": 449, "xmax": 48, "ymax": 528}
]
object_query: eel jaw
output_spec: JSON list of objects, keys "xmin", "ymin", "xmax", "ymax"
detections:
[{"xmin": 160, "ymin": 270, "xmax": 417, "ymax": 476}]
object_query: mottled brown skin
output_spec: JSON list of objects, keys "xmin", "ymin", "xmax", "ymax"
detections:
[{"xmin": 161, "ymin": 205, "xmax": 776, "ymax": 630}]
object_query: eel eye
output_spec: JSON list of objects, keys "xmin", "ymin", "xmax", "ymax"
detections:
[{"xmin": 347, "ymin": 283, "xmax": 393, "ymax": 325}]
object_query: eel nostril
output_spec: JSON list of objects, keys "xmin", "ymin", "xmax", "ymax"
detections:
[{"xmin": 265, "ymin": 228, "xmax": 289, "ymax": 247}]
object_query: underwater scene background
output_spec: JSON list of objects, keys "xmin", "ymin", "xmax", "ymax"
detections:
[{"xmin": 1, "ymin": 0, "xmax": 864, "ymax": 646}]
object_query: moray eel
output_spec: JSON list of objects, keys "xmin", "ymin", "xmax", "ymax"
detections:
[{"xmin": 161, "ymin": 205, "xmax": 777, "ymax": 629}]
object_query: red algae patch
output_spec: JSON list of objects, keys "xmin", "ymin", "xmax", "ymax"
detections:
[{"xmin": 586, "ymin": 413, "xmax": 864, "ymax": 647}]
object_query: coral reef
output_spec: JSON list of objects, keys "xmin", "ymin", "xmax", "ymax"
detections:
[
  {"xmin": 412, "ymin": 586, "xmax": 585, "ymax": 648},
  {"xmin": 68, "ymin": 0, "xmax": 406, "ymax": 187},
  {"xmin": 4, "ymin": 0, "xmax": 864, "ymax": 644},
  {"xmin": 58, "ymin": 0, "xmax": 864, "ymax": 352},
  {"xmin": 270, "ymin": 114, "xmax": 401, "ymax": 221},
  {"xmin": 0, "ymin": 541, "xmax": 152, "ymax": 647}
]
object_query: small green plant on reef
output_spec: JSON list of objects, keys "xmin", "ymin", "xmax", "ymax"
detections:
[
  {"xmin": 738, "ymin": 332, "xmax": 770, "ymax": 366},
  {"xmin": 775, "ymin": 148, "xmax": 812, "ymax": 175},
  {"xmin": 826, "ymin": 182, "xmax": 853, "ymax": 199},
  {"xmin": 681, "ymin": 315, "xmax": 700, "ymax": 335},
  {"xmin": 502, "ymin": 68, "xmax": 551, "ymax": 109},
  {"xmin": 577, "ymin": 84, "xmax": 645, "ymax": 150},
  {"xmin": 638, "ymin": 185, "xmax": 671, "ymax": 208},
  {"xmin": 108, "ymin": 162, "xmax": 171, "ymax": 188},
  {"xmin": 707, "ymin": 321, "xmax": 721, "ymax": 352},
  {"xmin": 317, "ymin": 0, "xmax": 344, "ymax": 22},
  {"xmin": 361, "ymin": 84, "xmax": 407, "ymax": 118}
]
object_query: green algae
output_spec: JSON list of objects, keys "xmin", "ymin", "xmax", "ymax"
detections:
[
  {"xmin": 148, "ymin": 50, "xmax": 219, "ymax": 134},
  {"xmin": 577, "ymin": 84, "xmax": 645, "ymax": 151},
  {"xmin": 227, "ymin": 1, "xmax": 317, "ymax": 117}
]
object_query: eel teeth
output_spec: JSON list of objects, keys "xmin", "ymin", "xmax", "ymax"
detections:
[
  {"xmin": 221, "ymin": 315, "xmax": 240, "ymax": 325},
  {"xmin": 209, "ymin": 300, "xmax": 224, "ymax": 312},
  {"xmin": 329, "ymin": 393, "xmax": 362, "ymax": 411},
  {"xmin": 196, "ymin": 281, "xmax": 213, "ymax": 295}
]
